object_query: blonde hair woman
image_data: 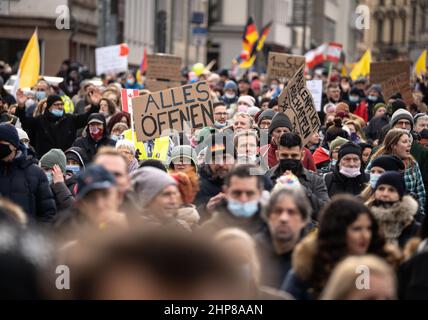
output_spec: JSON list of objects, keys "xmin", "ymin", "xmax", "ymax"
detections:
[
  {"xmin": 321, "ymin": 255, "xmax": 396, "ymax": 300},
  {"xmin": 33, "ymin": 98, "xmax": 48, "ymax": 117},
  {"xmin": 367, "ymin": 129, "xmax": 426, "ymax": 219}
]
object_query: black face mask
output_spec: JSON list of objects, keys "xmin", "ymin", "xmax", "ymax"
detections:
[
  {"xmin": 372, "ymin": 199, "xmax": 399, "ymax": 208},
  {"xmin": 0, "ymin": 144, "xmax": 12, "ymax": 160},
  {"xmin": 279, "ymin": 158, "xmax": 302, "ymax": 176}
]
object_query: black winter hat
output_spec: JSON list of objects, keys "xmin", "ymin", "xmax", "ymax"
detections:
[
  {"xmin": 268, "ymin": 112, "xmax": 292, "ymax": 135},
  {"xmin": 370, "ymin": 155, "xmax": 405, "ymax": 172},
  {"xmin": 375, "ymin": 171, "xmax": 406, "ymax": 199},
  {"xmin": 338, "ymin": 142, "xmax": 361, "ymax": 162},
  {"xmin": 46, "ymin": 95, "xmax": 63, "ymax": 109},
  {"xmin": 0, "ymin": 123, "xmax": 19, "ymax": 148}
]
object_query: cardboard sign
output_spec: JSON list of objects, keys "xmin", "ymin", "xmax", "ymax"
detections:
[
  {"xmin": 370, "ymin": 60, "xmax": 410, "ymax": 84},
  {"xmin": 278, "ymin": 67, "xmax": 321, "ymax": 146},
  {"xmin": 146, "ymin": 54, "xmax": 183, "ymax": 81},
  {"xmin": 306, "ymin": 80, "xmax": 323, "ymax": 112},
  {"xmin": 380, "ymin": 72, "xmax": 413, "ymax": 106},
  {"xmin": 267, "ymin": 52, "xmax": 306, "ymax": 81},
  {"xmin": 145, "ymin": 80, "xmax": 182, "ymax": 93},
  {"xmin": 132, "ymin": 81, "xmax": 214, "ymax": 142},
  {"xmin": 95, "ymin": 45, "xmax": 128, "ymax": 75}
]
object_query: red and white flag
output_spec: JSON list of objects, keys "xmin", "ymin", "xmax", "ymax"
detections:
[
  {"xmin": 305, "ymin": 44, "xmax": 326, "ymax": 70},
  {"xmin": 326, "ymin": 42, "xmax": 343, "ymax": 64},
  {"xmin": 121, "ymin": 88, "xmax": 139, "ymax": 114}
]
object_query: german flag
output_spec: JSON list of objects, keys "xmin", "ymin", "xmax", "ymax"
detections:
[
  {"xmin": 242, "ymin": 17, "xmax": 259, "ymax": 53},
  {"xmin": 240, "ymin": 21, "xmax": 272, "ymax": 69}
]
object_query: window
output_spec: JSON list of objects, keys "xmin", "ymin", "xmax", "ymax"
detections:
[
  {"xmin": 402, "ymin": 16, "xmax": 406, "ymax": 44},
  {"xmin": 208, "ymin": 0, "xmax": 222, "ymax": 25},
  {"xmin": 377, "ymin": 19, "xmax": 384, "ymax": 44},
  {"xmin": 390, "ymin": 17, "xmax": 394, "ymax": 45},
  {"xmin": 324, "ymin": 17, "xmax": 336, "ymax": 42}
]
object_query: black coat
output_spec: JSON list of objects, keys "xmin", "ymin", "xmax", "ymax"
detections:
[
  {"xmin": 364, "ymin": 115, "xmax": 389, "ymax": 143},
  {"xmin": 398, "ymin": 250, "xmax": 428, "ymax": 299},
  {"xmin": 72, "ymin": 114, "xmax": 116, "ymax": 161},
  {"xmin": 15, "ymin": 103, "xmax": 99, "ymax": 158},
  {"xmin": 0, "ymin": 145, "xmax": 56, "ymax": 223},
  {"xmin": 324, "ymin": 167, "xmax": 369, "ymax": 197}
]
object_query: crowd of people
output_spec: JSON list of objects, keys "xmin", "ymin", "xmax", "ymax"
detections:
[{"xmin": 1, "ymin": 59, "xmax": 428, "ymax": 300}]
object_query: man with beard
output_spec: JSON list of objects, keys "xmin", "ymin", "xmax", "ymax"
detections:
[
  {"xmin": 268, "ymin": 132, "xmax": 329, "ymax": 219},
  {"xmin": 255, "ymin": 188, "xmax": 312, "ymax": 289}
]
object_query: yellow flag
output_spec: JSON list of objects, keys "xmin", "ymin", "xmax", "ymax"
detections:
[
  {"xmin": 17, "ymin": 29, "xmax": 40, "ymax": 89},
  {"xmin": 350, "ymin": 50, "xmax": 371, "ymax": 81},
  {"xmin": 415, "ymin": 49, "xmax": 427, "ymax": 78}
]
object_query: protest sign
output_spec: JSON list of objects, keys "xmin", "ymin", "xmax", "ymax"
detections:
[
  {"xmin": 146, "ymin": 54, "xmax": 183, "ymax": 81},
  {"xmin": 145, "ymin": 80, "xmax": 182, "ymax": 93},
  {"xmin": 278, "ymin": 67, "xmax": 321, "ymax": 146},
  {"xmin": 370, "ymin": 60, "xmax": 410, "ymax": 84},
  {"xmin": 306, "ymin": 80, "xmax": 323, "ymax": 112},
  {"xmin": 267, "ymin": 52, "xmax": 306, "ymax": 81},
  {"xmin": 380, "ymin": 72, "xmax": 413, "ymax": 106},
  {"xmin": 132, "ymin": 81, "xmax": 214, "ymax": 142},
  {"xmin": 95, "ymin": 44, "xmax": 128, "ymax": 75}
]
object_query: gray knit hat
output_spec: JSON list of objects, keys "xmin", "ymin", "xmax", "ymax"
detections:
[
  {"xmin": 168, "ymin": 145, "xmax": 198, "ymax": 170},
  {"xmin": 40, "ymin": 149, "xmax": 67, "ymax": 174},
  {"xmin": 131, "ymin": 167, "xmax": 177, "ymax": 208},
  {"xmin": 390, "ymin": 109, "xmax": 414, "ymax": 130}
]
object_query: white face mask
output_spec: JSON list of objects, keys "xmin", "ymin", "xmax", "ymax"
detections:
[
  {"xmin": 225, "ymin": 93, "xmax": 236, "ymax": 100},
  {"xmin": 25, "ymin": 99, "xmax": 35, "ymax": 109},
  {"xmin": 339, "ymin": 166, "xmax": 361, "ymax": 178}
]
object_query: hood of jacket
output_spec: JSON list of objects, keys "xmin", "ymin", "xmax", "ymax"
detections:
[
  {"xmin": 85, "ymin": 113, "xmax": 109, "ymax": 141},
  {"xmin": 369, "ymin": 195, "xmax": 418, "ymax": 243}
]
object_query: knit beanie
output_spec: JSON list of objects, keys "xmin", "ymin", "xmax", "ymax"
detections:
[
  {"xmin": 268, "ymin": 112, "xmax": 293, "ymax": 135},
  {"xmin": 168, "ymin": 145, "xmax": 198, "ymax": 171},
  {"xmin": 329, "ymin": 136, "xmax": 349, "ymax": 152},
  {"xmin": 46, "ymin": 95, "xmax": 63, "ymax": 109},
  {"xmin": 375, "ymin": 171, "xmax": 406, "ymax": 199},
  {"xmin": 370, "ymin": 155, "xmax": 405, "ymax": 172},
  {"xmin": 40, "ymin": 149, "xmax": 67, "ymax": 174},
  {"xmin": 338, "ymin": 142, "xmax": 362, "ymax": 162},
  {"xmin": 390, "ymin": 109, "xmax": 414, "ymax": 130},
  {"xmin": 0, "ymin": 123, "xmax": 19, "ymax": 148},
  {"xmin": 131, "ymin": 167, "xmax": 177, "ymax": 208},
  {"xmin": 257, "ymin": 109, "xmax": 276, "ymax": 125}
]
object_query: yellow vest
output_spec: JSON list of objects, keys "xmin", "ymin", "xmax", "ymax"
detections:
[
  {"xmin": 61, "ymin": 95, "xmax": 75, "ymax": 114},
  {"xmin": 123, "ymin": 129, "xmax": 170, "ymax": 163}
]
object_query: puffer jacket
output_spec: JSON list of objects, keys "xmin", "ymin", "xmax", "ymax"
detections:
[{"xmin": 0, "ymin": 144, "xmax": 56, "ymax": 223}]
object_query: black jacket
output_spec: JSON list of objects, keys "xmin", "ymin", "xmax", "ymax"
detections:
[
  {"xmin": 194, "ymin": 165, "xmax": 225, "ymax": 219},
  {"xmin": 398, "ymin": 250, "xmax": 428, "ymax": 299},
  {"xmin": 324, "ymin": 167, "xmax": 369, "ymax": 197},
  {"xmin": 0, "ymin": 144, "xmax": 56, "ymax": 223},
  {"xmin": 364, "ymin": 115, "xmax": 389, "ymax": 143},
  {"xmin": 15, "ymin": 103, "xmax": 99, "ymax": 158},
  {"xmin": 72, "ymin": 113, "xmax": 116, "ymax": 161},
  {"xmin": 268, "ymin": 166, "xmax": 330, "ymax": 219}
]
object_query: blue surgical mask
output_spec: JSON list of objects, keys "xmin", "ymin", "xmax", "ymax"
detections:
[
  {"xmin": 45, "ymin": 172, "xmax": 53, "ymax": 184},
  {"xmin": 349, "ymin": 96, "xmax": 359, "ymax": 103},
  {"xmin": 370, "ymin": 173, "xmax": 381, "ymax": 189},
  {"xmin": 214, "ymin": 121, "xmax": 227, "ymax": 129},
  {"xmin": 126, "ymin": 79, "xmax": 135, "ymax": 86},
  {"xmin": 66, "ymin": 165, "xmax": 80, "ymax": 175},
  {"xmin": 331, "ymin": 159, "xmax": 337, "ymax": 167},
  {"xmin": 50, "ymin": 109, "xmax": 64, "ymax": 117},
  {"xmin": 111, "ymin": 134, "xmax": 120, "ymax": 142},
  {"xmin": 367, "ymin": 95, "xmax": 378, "ymax": 102},
  {"xmin": 227, "ymin": 199, "xmax": 259, "ymax": 218},
  {"xmin": 36, "ymin": 91, "xmax": 46, "ymax": 101}
]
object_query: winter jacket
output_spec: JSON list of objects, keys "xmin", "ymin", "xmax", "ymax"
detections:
[
  {"xmin": 411, "ymin": 141, "xmax": 428, "ymax": 212},
  {"xmin": 324, "ymin": 167, "xmax": 369, "ymax": 198},
  {"xmin": 398, "ymin": 250, "xmax": 428, "ymax": 299},
  {"xmin": 368, "ymin": 195, "xmax": 420, "ymax": 248},
  {"xmin": 15, "ymin": 103, "xmax": 99, "ymax": 158},
  {"xmin": 268, "ymin": 166, "xmax": 330, "ymax": 219},
  {"xmin": 201, "ymin": 200, "xmax": 266, "ymax": 236},
  {"xmin": 0, "ymin": 145, "xmax": 56, "ymax": 223},
  {"xmin": 72, "ymin": 114, "xmax": 116, "ymax": 161},
  {"xmin": 51, "ymin": 181, "xmax": 75, "ymax": 212}
]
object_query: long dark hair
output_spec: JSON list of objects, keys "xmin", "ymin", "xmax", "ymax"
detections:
[
  {"xmin": 308, "ymin": 195, "xmax": 386, "ymax": 298},
  {"xmin": 107, "ymin": 112, "xmax": 131, "ymax": 133}
]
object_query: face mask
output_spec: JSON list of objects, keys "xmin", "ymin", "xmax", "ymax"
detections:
[
  {"xmin": 45, "ymin": 172, "xmax": 53, "ymax": 184},
  {"xmin": 214, "ymin": 121, "xmax": 227, "ymax": 129},
  {"xmin": 225, "ymin": 93, "xmax": 236, "ymax": 100},
  {"xmin": 369, "ymin": 173, "xmax": 381, "ymax": 189},
  {"xmin": 23, "ymin": 142, "xmax": 29, "ymax": 148},
  {"xmin": 126, "ymin": 79, "xmax": 135, "ymax": 86},
  {"xmin": 270, "ymin": 84, "xmax": 278, "ymax": 91},
  {"xmin": 238, "ymin": 105, "xmax": 248, "ymax": 113},
  {"xmin": 331, "ymin": 159, "xmax": 337, "ymax": 167},
  {"xmin": 227, "ymin": 199, "xmax": 259, "ymax": 218},
  {"xmin": 350, "ymin": 132, "xmax": 358, "ymax": 141},
  {"xmin": 349, "ymin": 96, "xmax": 359, "ymax": 103},
  {"xmin": 367, "ymin": 95, "xmax": 378, "ymax": 102},
  {"xmin": 340, "ymin": 166, "xmax": 361, "ymax": 178},
  {"xmin": 372, "ymin": 199, "xmax": 399, "ymax": 208},
  {"xmin": 35, "ymin": 91, "xmax": 46, "ymax": 101},
  {"xmin": 66, "ymin": 165, "xmax": 80, "ymax": 175},
  {"xmin": 280, "ymin": 158, "xmax": 302, "ymax": 175},
  {"xmin": 50, "ymin": 109, "xmax": 64, "ymax": 117},
  {"xmin": 111, "ymin": 134, "xmax": 119, "ymax": 142},
  {"xmin": 0, "ymin": 144, "xmax": 12, "ymax": 160},
  {"xmin": 25, "ymin": 99, "xmax": 35, "ymax": 109},
  {"xmin": 89, "ymin": 127, "xmax": 103, "ymax": 141},
  {"xmin": 237, "ymin": 154, "xmax": 258, "ymax": 163}
]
